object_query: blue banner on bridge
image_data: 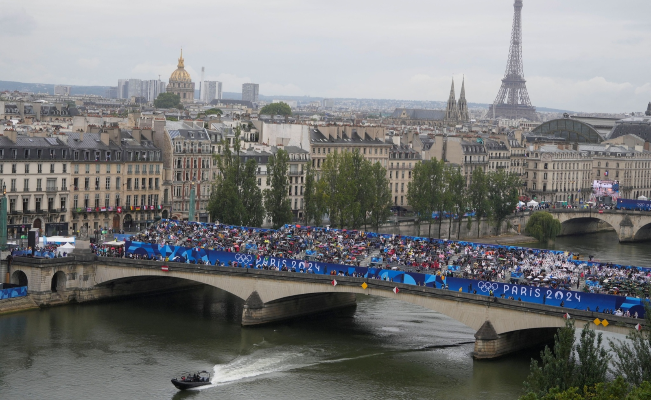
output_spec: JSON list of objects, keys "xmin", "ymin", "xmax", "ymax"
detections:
[
  {"xmin": 124, "ymin": 241, "xmax": 647, "ymax": 318},
  {"xmin": 0, "ymin": 286, "xmax": 28, "ymax": 300}
]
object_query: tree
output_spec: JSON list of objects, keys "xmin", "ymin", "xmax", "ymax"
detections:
[
  {"xmin": 317, "ymin": 151, "xmax": 359, "ymax": 228},
  {"xmin": 264, "ymin": 148, "xmax": 293, "ymax": 228},
  {"xmin": 467, "ymin": 167, "xmax": 490, "ymax": 238},
  {"xmin": 525, "ymin": 212, "xmax": 562, "ymax": 243},
  {"xmin": 445, "ymin": 166, "xmax": 467, "ymax": 239},
  {"xmin": 367, "ymin": 162, "xmax": 392, "ymax": 232},
  {"xmin": 260, "ymin": 102, "xmax": 292, "ymax": 117},
  {"xmin": 241, "ymin": 159, "xmax": 265, "ymax": 227},
  {"xmin": 487, "ymin": 170, "xmax": 521, "ymax": 235},
  {"xmin": 524, "ymin": 319, "xmax": 577, "ymax": 396},
  {"xmin": 303, "ymin": 164, "xmax": 321, "ymax": 226},
  {"xmin": 524, "ymin": 320, "xmax": 610, "ymax": 398},
  {"xmin": 407, "ymin": 159, "xmax": 444, "ymax": 237},
  {"xmin": 207, "ymin": 126, "xmax": 264, "ymax": 226},
  {"xmin": 610, "ymin": 303, "xmax": 651, "ymax": 386},
  {"xmin": 154, "ymin": 92, "xmax": 181, "ymax": 108},
  {"xmin": 205, "ymin": 108, "xmax": 223, "ymax": 115}
]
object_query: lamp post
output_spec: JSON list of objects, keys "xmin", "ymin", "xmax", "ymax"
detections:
[{"xmin": 188, "ymin": 181, "xmax": 196, "ymax": 222}]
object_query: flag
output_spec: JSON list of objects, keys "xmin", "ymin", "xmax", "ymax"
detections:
[
  {"xmin": 161, "ymin": 266, "xmax": 169, "ymax": 272},
  {"xmin": 393, "ymin": 287, "xmax": 399, "ymax": 294},
  {"xmin": 331, "ymin": 279, "xmax": 337, "ymax": 287},
  {"xmin": 636, "ymin": 323, "xmax": 642, "ymax": 331},
  {"xmin": 564, "ymin": 313, "xmax": 571, "ymax": 320}
]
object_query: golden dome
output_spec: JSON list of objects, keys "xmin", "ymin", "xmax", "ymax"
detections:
[{"xmin": 169, "ymin": 49, "xmax": 191, "ymax": 83}]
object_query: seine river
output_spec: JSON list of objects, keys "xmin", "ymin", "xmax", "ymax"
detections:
[{"xmin": 0, "ymin": 231, "xmax": 646, "ymax": 400}]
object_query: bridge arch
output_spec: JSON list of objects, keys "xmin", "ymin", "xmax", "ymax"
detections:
[
  {"xmin": 11, "ymin": 270, "xmax": 28, "ymax": 287},
  {"xmin": 558, "ymin": 215, "xmax": 617, "ymax": 237},
  {"xmin": 633, "ymin": 222, "xmax": 651, "ymax": 241},
  {"xmin": 51, "ymin": 271, "xmax": 67, "ymax": 292}
]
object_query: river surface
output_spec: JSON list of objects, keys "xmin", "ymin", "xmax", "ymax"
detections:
[{"xmin": 0, "ymin": 231, "xmax": 646, "ymax": 400}]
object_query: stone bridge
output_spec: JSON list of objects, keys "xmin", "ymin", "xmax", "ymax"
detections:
[
  {"xmin": 9, "ymin": 257, "xmax": 643, "ymax": 359},
  {"xmin": 515, "ymin": 209, "xmax": 651, "ymax": 242}
]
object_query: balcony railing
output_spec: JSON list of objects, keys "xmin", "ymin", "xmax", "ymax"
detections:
[{"xmin": 46, "ymin": 186, "xmax": 57, "ymax": 192}]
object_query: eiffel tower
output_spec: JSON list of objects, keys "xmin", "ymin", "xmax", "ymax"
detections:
[{"xmin": 488, "ymin": 0, "xmax": 537, "ymax": 121}]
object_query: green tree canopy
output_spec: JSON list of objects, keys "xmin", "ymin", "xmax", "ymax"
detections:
[
  {"xmin": 467, "ymin": 166, "xmax": 490, "ymax": 238},
  {"xmin": 314, "ymin": 150, "xmax": 389, "ymax": 229},
  {"xmin": 154, "ymin": 92, "xmax": 181, "ymax": 108},
  {"xmin": 205, "ymin": 108, "xmax": 223, "ymax": 115},
  {"xmin": 260, "ymin": 102, "xmax": 292, "ymax": 116},
  {"xmin": 407, "ymin": 158, "xmax": 445, "ymax": 237},
  {"xmin": 525, "ymin": 211, "xmax": 562, "ymax": 242},
  {"xmin": 207, "ymin": 126, "xmax": 264, "ymax": 226},
  {"xmin": 367, "ymin": 162, "xmax": 393, "ymax": 232},
  {"xmin": 524, "ymin": 320, "xmax": 610, "ymax": 398},
  {"xmin": 303, "ymin": 164, "xmax": 322, "ymax": 226},
  {"xmin": 487, "ymin": 170, "xmax": 521, "ymax": 235},
  {"xmin": 264, "ymin": 148, "xmax": 293, "ymax": 228}
]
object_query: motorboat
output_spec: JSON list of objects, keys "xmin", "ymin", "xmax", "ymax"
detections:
[{"xmin": 171, "ymin": 371, "xmax": 211, "ymax": 390}]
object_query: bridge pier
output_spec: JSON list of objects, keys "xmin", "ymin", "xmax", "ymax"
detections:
[
  {"xmin": 242, "ymin": 291, "xmax": 357, "ymax": 326},
  {"xmin": 473, "ymin": 321, "xmax": 557, "ymax": 359}
]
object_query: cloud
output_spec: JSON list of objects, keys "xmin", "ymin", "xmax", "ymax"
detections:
[
  {"xmin": 0, "ymin": 7, "xmax": 37, "ymax": 37},
  {"xmin": 635, "ymin": 83, "xmax": 651, "ymax": 96},
  {"xmin": 77, "ymin": 58, "xmax": 100, "ymax": 69}
]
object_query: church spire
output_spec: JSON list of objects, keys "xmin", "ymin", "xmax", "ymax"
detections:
[
  {"xmin": 457, "ymin": 76, "xmax": 470, "ymax": 123},
  {"xmin": 445, "ymin": 77, "xmax": 458, "ymax": 123},
  {"xmin": 178, "ymin": 48, "xmax": 185, "ymax": 69}
]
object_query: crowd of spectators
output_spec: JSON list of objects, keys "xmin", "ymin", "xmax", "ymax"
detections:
[{"xmin": 126, "ymin": 221, "xmax": 651, "ymax": 299}]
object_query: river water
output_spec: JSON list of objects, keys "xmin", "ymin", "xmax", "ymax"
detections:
[{"xmin": 0, "ymin": 231, "xmax": 646, "ymax": 400}]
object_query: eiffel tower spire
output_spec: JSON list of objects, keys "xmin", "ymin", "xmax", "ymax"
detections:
[
  {"xmin": 488, "ymin": 0, "xmax": 537, "ymax": 120},
  {"xmin": 445, "ymin": 78, "xmax": 458, "ymax": 123},
  {"xmin": 457, "ymin": 76, "xmax": 470, "ymax": 123}
]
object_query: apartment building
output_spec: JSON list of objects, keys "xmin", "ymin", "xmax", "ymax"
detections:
[
  {"xmin": 282, "ymin": 146, "xmax": 310, "ymax": 220},
  {"xmin": 167, "ymin": 126, "xmax": 213, "ymax": 221},
  {"xmin": 388, "ymin": 144, "xmax": 421, "ymax": 207},
  {"xmin": 523, "ymin": 145, "xmax": 594, "ymax": 203},
  {"xmin": 67, "ymin": 127, "xmax": 164, "ymax": 233},
  {"xmin": 0, "ymin": 130, "xmax": 71, "ymax": 238},
  {"xmin": 309, "ymin": 126, "xmax": 391, "ymax": 176}
]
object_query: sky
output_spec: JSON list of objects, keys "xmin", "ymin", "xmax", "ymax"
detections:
[{"xmin": 1, "ymin": 0, "xmax": 650, "ymax": 113}]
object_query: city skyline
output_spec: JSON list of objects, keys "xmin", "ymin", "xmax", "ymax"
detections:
[{"xmin": 1, "ymin": 0, "xmax": 650, "ymax": 113}]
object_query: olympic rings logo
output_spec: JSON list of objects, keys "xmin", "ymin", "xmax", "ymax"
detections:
[
  {"xmin": 235, "ymin": 254, "xmax": 253, "ymax": 263},
  {"xmin": 477, "ymin": 281, "xmax": 499, "ymax": 293}
]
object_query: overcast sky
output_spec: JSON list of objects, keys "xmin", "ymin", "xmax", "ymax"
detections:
[{"xmin": 1, "ymin": 0, "xmax": 650, "ymax": 112}]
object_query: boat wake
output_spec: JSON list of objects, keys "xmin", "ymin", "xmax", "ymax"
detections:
[{"xmin": 195, "ymin": 347, "xmax": 382, "ymax": 389}]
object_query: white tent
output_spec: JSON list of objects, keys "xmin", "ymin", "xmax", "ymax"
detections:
[
  {"xmin": 517, "ymin": 201, "xmax": 525, "ymax": 207},
  {"xmin": 527, "ymin": 200, "xmax": 539, "ymax": 207},
  {"xmin": 56, "ymin": 243, "xmax": 75, "ymax": 256}
]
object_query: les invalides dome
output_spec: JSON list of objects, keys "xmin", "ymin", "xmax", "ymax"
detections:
[{"xmin": 166, "ymin": 49, "xmax": 195, "ymax": 104}]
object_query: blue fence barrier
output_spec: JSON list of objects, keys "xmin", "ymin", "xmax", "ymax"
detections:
[
  {"xmin": 0, "ymin": 286, "xmax": 28, "ymax": 300},
  {"xmin": 11, "ymin": 250, "xmax": 57, "ymax": 258},
  {"xmin": 124, "ymin": 240, "xmax": 646, "ymax": 317}
]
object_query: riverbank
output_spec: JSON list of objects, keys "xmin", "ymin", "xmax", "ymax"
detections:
[{"xmin": 0, "ymin": 295, "xmax": 39, "ymax": 315}]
